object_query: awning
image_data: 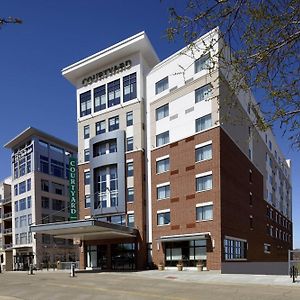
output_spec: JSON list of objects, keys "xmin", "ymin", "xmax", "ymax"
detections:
[
  {"xmin": 30, "ymin": 219, "xmax": 137, "ymax": 241},
  {"xmin": 157, "ymin": 232, "xmax": 211, "ymax": 243}
]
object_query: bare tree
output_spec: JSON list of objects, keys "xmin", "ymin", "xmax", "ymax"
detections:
[
  {"xmin": 166, "ymin": 0, "xmax": 300, "ymax": 147},
  {"xmin": 0, "ymin": 16, "xmax": 22, "ymax": 27}
]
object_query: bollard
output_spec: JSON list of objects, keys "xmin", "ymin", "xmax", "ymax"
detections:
[
  {"xmin": 28, "ymin": 264, "xmax": 34, "ymax": 275},
  {"xmin": 70, "ymin": 263, "xmax": 76, "ymax": 277},
  {"xmin": 0, "ymin": 264, "xmax": 2, "ymax": 274}
]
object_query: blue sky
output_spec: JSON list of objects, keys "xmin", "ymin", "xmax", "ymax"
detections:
[{"xmin": 1, "ymin": 0, "xmax": 299, "ymax": 248}]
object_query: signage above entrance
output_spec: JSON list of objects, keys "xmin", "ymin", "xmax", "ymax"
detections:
[{"xmin": 82, "ymin": 60, "xmax": 132, "ymax": 86}]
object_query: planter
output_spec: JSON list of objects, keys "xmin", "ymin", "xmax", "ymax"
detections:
[
  {"xmin": 176, "ymin": 264, "xmax": 183, "ymax": 271},
  {"xmin": 196, "ymin": 264, "xmax": 203, "ymax": 272},
  {"xmin": 158, "ymin": 264, "xmax": 165, "ymax": 271}
]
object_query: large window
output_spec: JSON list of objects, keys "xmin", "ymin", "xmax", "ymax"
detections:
[
  {"xmin": 51, "ymin": 159, "xmax": 64, "ymax": 178},
  {"xmin": 41, "ymin": 179, "xmax": 49, "ymax": 192},
  {"xmin": 195, "ymin": 53, "xmax": 212, "ymax": 73},
  {"xmin": 123, "ymin": 72, "xmax": 137, "ymax": 102},
  {"xmin": 52, "ymin": 199, "xmax": 65, "ymax": 211},
  {"xmin": 108, "ymin": 116, "xmax": 119, "ymax": 131},
  {"xmin": 195, "ymin": 114, "xmax": 212, "ymax": 132},
  {"xmin": 19, "ymin": 181, "xmax": 26, "ymax": 194},
  {"xmin": 94, "ymin": 85, "xmax": 106, "ymax": 112},
  {"xmin": 196, "ymin": 204, "xmax": 213, "ymax": 221},
  {"xmin": 195, "ymin": 84, "xmax": 212, "ymax": 103},
  {"xmin": 108, "ymin": 79, "xmax": 120, "ymax": 107},
  {"xmin": 41, "ymin": 197, "xmax": 50, "ymax": 209},
  {"xmin": 156, "ymin": 131, "xmax": 169, "ymax": 147},
  {"xmin": 80, "ymin": 91, "xmax": 92, "ymax": 117},
  {"xmin": 96, "ymin": 120, "xmax": 106, "ymax": 135},
  {"xmin": 155, "ymin": 77, "xmax": 168, "ymax": 94},
  {"xmin": 156, "ymin": 157, "xmax": 169, "ymax": 174},
  {"xmin": 156, "ymin": 104, "xmax": 169, "ymax": 121},
  {"xmin": 195, "ymin": 144, "xmax": 212, "ymax": 162},
  {"xmin": 52, "ymin": 182, "xmax": 65, "ymax": 195},
  {"xmin": 40, "ymin": 155, "xmax": 49, "ymax": 174},
  {"xmin": 93, "ymin": 139, "xmax": 117, "ymax": 157},
  {"xmin": 157, "ymin": 211, "xmax": 170, "ymax": 225},
  {"xmin": 224, "ymin": 238, "xmax": 247, "ymax": 260},
  {"xmin": 19, "ymin": 198, "xmax": 26, "ymax": 211},
  {"xmin": 157, "ymin": 184, "xmax": 170, "ymax": 200},
  {"xmin": 196, "ymin": 174, "xmax": 212, "ymax": 192}
]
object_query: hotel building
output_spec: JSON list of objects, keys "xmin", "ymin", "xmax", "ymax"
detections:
[
  {"xmin": 32, "ymin": 29, "xmax": 292, "ymax": 274},
  {"xmin": 4, "ymin": 127, "xmax": 78, "ymax": 270}
]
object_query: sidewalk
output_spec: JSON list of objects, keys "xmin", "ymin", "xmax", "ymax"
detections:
[{"xmin": 127, "ymin": 269, "xmax": 300, "ymax": 287}]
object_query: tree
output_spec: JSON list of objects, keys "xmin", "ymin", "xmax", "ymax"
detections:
[
  {"xmin": 166, "ymin": 0, "xmax": 300, "ymax": 147},
  {"xmin": 0, "ymin": 16, "xmax": 22, "ymax": 27}
]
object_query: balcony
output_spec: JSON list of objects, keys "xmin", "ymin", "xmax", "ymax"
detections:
[
  {"xmin": 3, "ymin": 197, "xmax": 12, "ymax": 204},
  {"xmin": 3, "ymin": 212, "xmax": 12, "ymax": 219},
  {"xmin": 3, "ymin": 228, "xmax": 12, "ymax": 234}
]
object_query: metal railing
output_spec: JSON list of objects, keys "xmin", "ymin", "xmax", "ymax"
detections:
[
  {"xmin": 3, "ymin": 228, "xmax": 12, "ymax": 234},
  {"xmin": 3, "ymin": 197, "xmax": 11, "ymax": 204},
  {"xmin": 3, "ymin": 212, "xmax": 12, "ymax": 219}
]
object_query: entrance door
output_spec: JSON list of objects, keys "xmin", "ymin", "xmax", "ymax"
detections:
[
  {"xmin": 86, "ymin": 245, "xmax": 97, "ymax": 268},
  {"xmin": 97, "ymin": 245, "xmax": 108, "ymax": 270}
]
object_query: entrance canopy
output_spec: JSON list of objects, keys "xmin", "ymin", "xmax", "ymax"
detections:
[
  {"xmin": 30, "ymin": 219, "xmax": 137, "ymax": 241},
  {"xmin": 157, "ymin": 232, "xmax": 211, "ymax": 243}
]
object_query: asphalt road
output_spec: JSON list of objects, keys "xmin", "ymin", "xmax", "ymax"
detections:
[{"xmin": 0, "ymin": 271, "xmax": 300, "ymax": 300}]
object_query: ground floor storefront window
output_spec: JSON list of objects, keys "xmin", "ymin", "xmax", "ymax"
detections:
[
  {"xmin": 164, "ymin": 239, "xmax": 207, "ymax": 267},
  {"xmin": 14, "ymin": 253, "xmax": 34, "ymax": 271}
]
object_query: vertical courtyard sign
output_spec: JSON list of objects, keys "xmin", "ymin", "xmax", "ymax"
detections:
[{"xmin": 69, "ymin": 157, "xmax": 78, "ymax": 221}]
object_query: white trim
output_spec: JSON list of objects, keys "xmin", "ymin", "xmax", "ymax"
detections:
[
  {"xmin": 126, "ymin": 159, "xmax": 134, "ymax": 163},
  {"xmin": 156, "ymin": 182, "xmax": 170, "ymax": 188},
  {"xmin": 127, "ymin": 210, "xmax": 134, "ymax": 214},
  {"xmin": 83, "ymin": 168, "xmax": 90, "ymax": 172},
  {"xmin": 196, "ymin": 201, "xmax": 213, "ymax": 207},
  {"xmin": 159, "ymin": 232, "xmax": 211, "ymax": 240},
  {"xmin": 157, "ymin": 208, "xmax": 170, "ymax": 214},
  {"xmin": 156, "ymin": 155, "xmax": 169, "ymax": 161},
  {"xmin": 224, "ymin": 235, "xmax": 247, "ymax": 243},
  {"xmin": 195, "ymin": 140, "xmax": 212, "ymax": 149},
  {"xmin": 196, "ymin": 171, "xmax": 212, "ymax": 178}
]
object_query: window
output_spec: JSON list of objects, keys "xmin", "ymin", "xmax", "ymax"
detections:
[
  {"xmin": 19, "ymin": 198, "xmax": 26, "ymax": 211},
  {"xmin": 27, "ymin": 178, "xmax": 31, "ymax": 191},
  {"xmin": 127, "ymin": 214, "xmax": 135, "ymax": 227},
  {"xmin": 126, "ymin": 111, "xmax": 133, "ymax": 126},
  {"xmin": 127, "ymin": 188, "xmax": 134, "ymax": 202},
  {"xmin": 52, "ymin": 182, "xmax": 65, "ymax": 195},
  {"xmin": 84, "ymin": 171, "xmax": 90, "ymax": 185},
  {"xmin": 84, "ymin": 149, "xmax": 90, "ymax": 162},
  {"xmin": 126, "ymin": 137, "xmax": 134, "ymax": 151},
  {"xmin": 40, "ymin": 155, "xmax": 49, "ymax": 174},
  {"xmin": 157, "ymin": 211, "xmax": 170, "ymax": 225},
  {"xmin": 19, "ymin": 181, "xmax": 26, "ymax": 194},
  {"xmin": 108, "ymin": 79, "xmax": 120, "ymax": 107},
  {"xmin": 224, "ymin": 238, "xmax": 247, "ymax": 260},
  {"xmin": 42, "ymin": 214, "xmax": 51, "ymax": 224},
  {"xmin": 41, "ymin": 197, "xmax": 49, "ymax": 209},
  {"xmin": 195, "ymin": 144, "xmax": 212, "ymax": 162},
  {"xmin": 156, "ymin": 157, "xmax": 169, "ymax": 174},
  {"xmin": 156, "ymin": 104, "xmax": 169, "ymax": 121},
  {"xmin": 94, "ymin": 85, "xmax": 106, "ymax": 112},
  {"xmin": 28, "ymin": 214, "xmax": 32, "ymax": 226},
  {"xmin": 195, "ymin": 84, "xmax": 212, "ymax": 103},
  {"xmin": 84, "ymin": 125, "xmax": 90, "ymax": 139},
  {"xmin": 108, "ymin": 116, "xmax": 119, "ymax": 131},
  {"xmin": 249, "ymin": 192, "xmax": 253, "ymax": 206},
  {"xmin": 27, "ymin": 196, "xmax": 31, "ymax": 209},
  {"xmin": 195, "ymin": 114, "xmax": 212, "ymax": 132},
  {"xmin": 195, "ymin": 53, "xmax": 212, "ymax": 73},
  {"xmin": 110, "ymin": 215, "xmax": 125, "ymax": 225},
  {"xmin": 157, "ymin": 184, "xmax": 170, "ymax": 200},
  {"xmin": 96, "ymin": 120, "xmax": 106, "ymax": 135},
  {"xmin": 15, "ymin": 234, "xmax": 19, "ymax": 245},
  {"xmin": 123, "ymin": 72, "xmax": 137, "ymax": 102},
  {"xmin": 42, "ymin": 234, "xmax": 51, "ymax": 244},
  {"xmin": 93, "ymin": 139, "xmax": 117, "ymax": 157},
  {"xmin": 85, "ymin": 195, "xmax": 91, "ymax": 208},
  {"xmin": 127, "ymin": 162, "xmax": 134, "ymax": 177},
  {"xmin": 15, "ymin": 217, "xmax": 19, "ymax": 228},
  {"xmin": 52, "ymin": 199, "xmax": 65, "ymax": 211},
  {"xmin": 156, "ymin": 131, "xmax": 169, "ymax": 147},
  {"xmin": 51, "ymin": 159, "xmax": 64, "ymax": 178},
  {"xmin": 15, "ymin": 201, "xmax": 18, "ymax": 212},
  {"xmin": 196, "ymin": 174, "xmax": 212, "ymax": 192},
  {"xmin": 155, "ymin": 77, "xmax": 168, "ymax": 94},
  {"xmin": 41, "ymin": 180, "xmax": 49, "ymax": 192},
  {"xmin": 20, "ymin": 232, "xmax": 27, "ymax": 245},
  {"xmin": 80, "ymin": 91, "xmax": 92, "ymax": 117},
  {"xmin": 196, "ymin": 204, "xmax": 213, "ymax": 221},
  {"xmin": 14, "ymin": 184, "xmax": 18, "ymax": 196},
  {"xmin": 20, "ymin": 215, "xmax": 27, "ymax": 227}
]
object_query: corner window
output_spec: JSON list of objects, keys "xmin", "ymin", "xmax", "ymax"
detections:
[
  {"xmin": 83, "ymin": 125, "xmax": 90, "ymax": 139},
  {"xmin": 157, "ymin": 184, "xmax": 170, "ymax": 200},
  {"xmin": 195, "ymin": 144, "xmax": 212, "ymax": 162},
  {"xmin": 155, "ymin": 77, "xmax": 169, "ymax": 95},
  {"xmin": 108, "ymin": 79, "xmax": 120, "ymax": 107},
  {"xmin": 195, "ymin": 84, "xmax": 212, "ymax": 103},
  {"xmin": 126, "ymin": 137, "xmax": 134, "ymax": 151},
  {"xmin": 157, "ymin": 211, "xmax": 170, "ymax": 225},
  {"xmin": 195, "ymin": 53, "xmax": 212, "ymax": 73},
  {"xmin": 126, "ymin": 111, "xmax": 133, "ymax": 126},
  {"xmin": 80, "ymin": 91, "xmax": 91, "ymax": 117},
  {"xmin": 195, "ymin": 114, "xmax": 212, "ymax": 132},
  {"xmin": 156, "ymin": 157, "xmax": 170, "ymax": 174},
  {"xmin": 108, "ymin": 116, "xmax": 119, "ymax": 131},
  {"xmin": 156, "ymin": 131, "xmax": 169, "ymax": 147},
  {"xmin": 156, "ymin": 104, "xmax": 169, "ymax": 121},
  {"xmin": 96, "ymin": 120, "xmax": 106, "ymax": 135},
  {"xmin": 123, "ymin": 72, "xmax": 137, "ymax": 102},
  {"xmin": 196, "ymin": 204, "xmax": 213, "ymax": 221},
  {"xmin": 196, "ymin": 174, "xmax": 212, "ymax": 192},
  {"xmin": 94, "ymin": 85, "xmax": 106, "ymax": 112}
]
